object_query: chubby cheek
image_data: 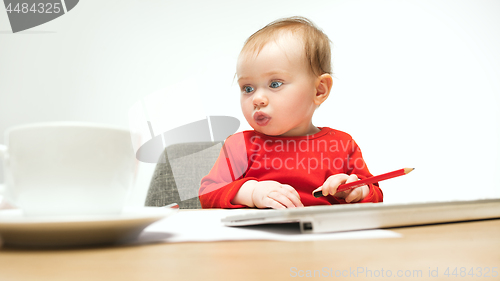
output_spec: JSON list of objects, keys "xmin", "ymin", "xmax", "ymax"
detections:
[
  {"xmin": 240, "ymin": 98, "xmax": 254, "ymax": 124},
  {"xmin": 284, "ymin": 88, "xmax": 316, "ymax": 114},
  {"xmin": 277, "ymin": 96, "xmax": 305, "ymax": 114}
]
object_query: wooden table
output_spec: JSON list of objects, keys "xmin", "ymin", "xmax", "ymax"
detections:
[{"xmin": 0, "ymin": 217, "xmax": 499, "ymax": 281}]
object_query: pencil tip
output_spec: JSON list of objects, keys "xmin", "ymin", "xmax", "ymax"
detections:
[{"xmin": 404, "ymin": 168, "xmax": 415, "ymax": 174}]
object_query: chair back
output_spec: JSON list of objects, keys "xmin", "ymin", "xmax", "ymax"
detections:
[{"xmin": 145, "ymin": 142, "xmax": 222, "ymax": 209}]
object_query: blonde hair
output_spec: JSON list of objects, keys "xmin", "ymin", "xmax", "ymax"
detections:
[{"xmin": 241, "ymin": 16, "xmax": 332, "ymax": 77}]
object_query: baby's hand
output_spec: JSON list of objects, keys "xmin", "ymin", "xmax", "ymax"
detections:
[
  {"xmin": 249, "ymin": 180, "xmax": 304, "ymax": 209},
  {"xmin": 313, "ymin": 174, "xmax": 369, "ymax": 203}
]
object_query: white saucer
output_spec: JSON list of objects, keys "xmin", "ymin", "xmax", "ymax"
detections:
[{"xmin": 0, "ymin": 207, "xmax": 177, "ymax": 247}]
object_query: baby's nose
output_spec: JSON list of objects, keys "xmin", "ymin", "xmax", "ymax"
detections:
[{"xmin": 252, "ymin": 91, "xmax": 268, "ymax": 108}]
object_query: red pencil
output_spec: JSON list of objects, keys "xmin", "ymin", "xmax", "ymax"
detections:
[{"xmin": 313, "ymin": 168, "xmax": 414, "ymax": 198}]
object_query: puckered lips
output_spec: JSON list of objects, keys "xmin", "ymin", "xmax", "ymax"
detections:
[{"xmin": 253, "ymin": 111, "xmax": 271, "ymax": 126}]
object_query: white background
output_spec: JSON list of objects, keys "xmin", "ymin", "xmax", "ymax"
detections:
[{"xmin": 1, "ymin": 0, "xmax": 499, "ymax": 206}]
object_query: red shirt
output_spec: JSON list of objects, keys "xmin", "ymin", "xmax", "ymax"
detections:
[{"xmin": 199, "ymin": 127, "xmax": 383, "ymax": 208}]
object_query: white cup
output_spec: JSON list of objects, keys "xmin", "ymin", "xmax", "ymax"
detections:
[{"xmin": 0, "ymin": 122, "xmax": 137, "ymax": 216}]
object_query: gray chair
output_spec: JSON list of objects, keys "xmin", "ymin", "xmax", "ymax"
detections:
[{"xmin": 145, "ymin": 142, "xmax": 222, "ymax": 209}]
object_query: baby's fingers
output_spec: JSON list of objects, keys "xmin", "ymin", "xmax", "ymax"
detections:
[
  {"xmin": 281, "ymin": 185, "xmax": 304, "ymax": 207},
  {"xmin": 325, "ymin": 174, "xmax": 350, "ymax": 196},
  {"xmin": 267, "ymin": 192, "xmax": 296, "ymax": 209},
  {"xmin": 282, "ymin": 184, "xmax": 300, "ymax": 198},
  {"xmin": 262, "ymin": 197, "xmax": 286, "ymax": 209},
  {"xmin": 312, "ymin": 174, "xmax": 349, "ymax": 197},
  {"xmin": 345, "ymin": 187, "xmax": 362, "ymax": 203},
  {"xmin": 345, "ymin": 185, "xmax": 369, "ymax": 203},
  {"xmin": 312, "ymin": 177, "xmax": 335, "ymax": 197},
  {"xmin": 344, "ymin": 174, "xmax": 359, "ymax": 184},
  {"xmin": 334, "ymin": 174, "xmax": 359, "ymax": 198}
]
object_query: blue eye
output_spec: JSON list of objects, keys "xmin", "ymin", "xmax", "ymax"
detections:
[
  {"xmin": 270, "ymin": 81, "xmax": 283, "ymax": 88},
  {"xmin": 243, "ymin": 86, "xmax": 254, "ymax": 93}
]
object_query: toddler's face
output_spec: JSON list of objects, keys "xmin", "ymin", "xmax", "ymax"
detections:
[{"xmin": 237, "ymin": 35, "xmax": 320, "ymax": 137}]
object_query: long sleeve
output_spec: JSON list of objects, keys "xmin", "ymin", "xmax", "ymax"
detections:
[
  {"xmin": 199, "ymin": 128, "xmax": 383, "ymax": 208},
  {"xmin": 199, "ymin": 133, "xmax": 253, "ymax": 208},
  {"xmin": 344, "ymin": 139, "xmax": 383, "ymax": 203}
]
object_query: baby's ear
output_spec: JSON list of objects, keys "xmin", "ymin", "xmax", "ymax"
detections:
[{"xmin": 314, "ymin": 74, "xmax": 333, "ymax": 106}]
